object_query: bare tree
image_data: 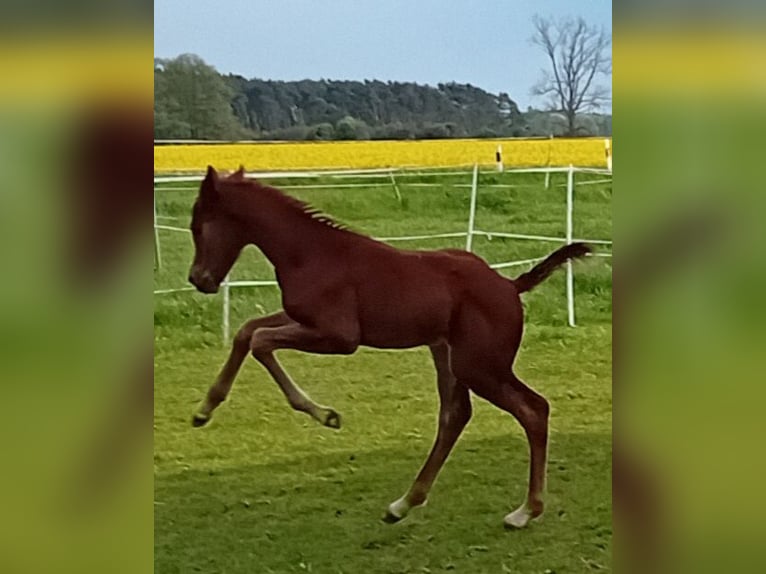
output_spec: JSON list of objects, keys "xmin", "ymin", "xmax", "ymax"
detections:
[{"xmin": 530, "ymin": 15, "xmax": 611, "ymax": 136}]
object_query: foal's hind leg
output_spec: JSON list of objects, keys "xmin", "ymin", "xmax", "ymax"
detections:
[
  {"xmin": 484, "ymin": 375, "xmax": 548, "ymax": 529},
  {"xmin": 471, "ymin": 373, "xmax": 549, "ymax": 528},
  {"xmin": 384, "ymin": 343, "xmax": 472, "ymax": 523},
  {"xmin": 192, "ymin": 311, "xmax": 290, "ymax": 427},
  {"xmin": 450, "ymin": 346, "xmax": 549, "ymax": 528}
]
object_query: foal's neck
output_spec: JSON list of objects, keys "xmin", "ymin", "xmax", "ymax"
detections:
[{"xmin": 220, "ymin": 181, "xmax": 344, "ymax": 269}]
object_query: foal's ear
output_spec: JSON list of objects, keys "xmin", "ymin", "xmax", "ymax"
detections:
[
  {"xmin": 201, "ymin": 165, "xmax": 220, "ymax": 201},
  {"xmin": 230, "ymin": 165, "xmax": 246, "ymax": 180}
]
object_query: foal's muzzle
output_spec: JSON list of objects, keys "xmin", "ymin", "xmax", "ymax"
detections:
[{"xmin": 188, "ymin": 269, "xmax": 219, "ymax": 294}]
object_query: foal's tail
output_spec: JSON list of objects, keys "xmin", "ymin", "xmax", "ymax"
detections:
[{"xmin": 513, "ymin": 243, "xmax": 592, "ymax": 294}]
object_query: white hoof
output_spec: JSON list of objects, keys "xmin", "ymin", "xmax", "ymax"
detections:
[
  {"xmin": 504, "ymin": 504, "xmax": 535, "ymax": 529},
  {"xmin": 383, "ymin": 496, "xmax": 427, "ymax": 524},
  {"xmin": 384, "ymin": 497, "xmax": 411, "ymax": 522}
]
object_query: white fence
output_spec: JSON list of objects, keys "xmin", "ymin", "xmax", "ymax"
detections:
[{"xmin": 154, "ymin": 165, "xmax": 612, "ymax": 343}]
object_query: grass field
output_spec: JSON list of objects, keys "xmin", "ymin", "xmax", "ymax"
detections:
[{"xmin": 154, "ymin": 168, "xmax": 612, "ymax": 573}]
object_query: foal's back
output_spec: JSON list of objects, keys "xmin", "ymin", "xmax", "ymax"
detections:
[{"xmin": 346, "ymin": 241, "xmax": 520, "ymax": 349}]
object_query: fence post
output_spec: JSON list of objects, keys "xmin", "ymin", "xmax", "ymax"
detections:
[
  {"xmin": 222, "ymin": 275, "xmax": 230, "ymax": 346},
  {"xmin": 153, "ymin": 189, "xmax": 162, "ymax": 270},
  {"xmin": 389, "ymin": 169, "xmax": 402, "ymax": 203},
  {"xmin": 605, "ymin": 138, "xmax": 612, "ymax": 171},
  {"xmin": 465, "ymin": 163, "xmax": 479, "ymax": 251},
  {"xmin": 545, "ymin": 134, "xmax": 553, "ymax": 189},
  {"xmin": 566, "ymin": 165, "xmax": 575, "ymax": 327},
  {"xmin": 495, "ymin": 145, "xmax": 503, "ymax": 172}
]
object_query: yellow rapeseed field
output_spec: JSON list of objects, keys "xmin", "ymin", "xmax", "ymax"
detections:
[{"xmin": 154, "ymin": 138, "xmax": 610, "ymax": 173}]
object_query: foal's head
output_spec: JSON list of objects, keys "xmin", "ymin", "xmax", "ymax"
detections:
[{"xmin": 188, "ymin": 166, "xmax": 248, "ymax": 294}]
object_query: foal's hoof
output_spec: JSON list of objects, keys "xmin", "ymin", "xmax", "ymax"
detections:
[
  {"xmin": 503, "ymin": 504, "xmax": 543, "ymax": 529},
  {"xmin": 321, "ymin": 409, "xmax": 342, "ymax": 430},
  {"xmin": 382, "ymin": 496, "xmax": 423, "ymax": 524},
  {"xmin": 192, "ymin": 413, "xmax": 211, "ymax": 428},
  {"xmin": 382, "ymin": 510, "xmax": 403, "ymax": 524}
]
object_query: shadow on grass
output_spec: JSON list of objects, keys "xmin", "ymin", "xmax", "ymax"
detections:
[{"xmin": 155, "ymin": 431, "xmax": 611, "ymax": 574}]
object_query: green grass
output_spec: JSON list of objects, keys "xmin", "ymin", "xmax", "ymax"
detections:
[{"xmin": 154, "ymin": 169, "xmax": 612, "ymax": 573}]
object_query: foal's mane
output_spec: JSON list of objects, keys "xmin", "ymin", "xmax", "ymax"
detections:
[
  {"xmin": 277, "ymin": 192, "xmax": 349, "ymax": 231},
  {"xmin": 222, "ymin": 176, "xmax": 350, "ymax": 233}
]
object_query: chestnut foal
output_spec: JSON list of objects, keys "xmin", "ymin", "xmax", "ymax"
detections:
[{"xmin": 188, "ymin": 166, "xmax": 590, "ymax": 528}]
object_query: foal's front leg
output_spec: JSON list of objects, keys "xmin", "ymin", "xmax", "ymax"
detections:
[
  {"xmin": 192, "ymin": 311, "xmax": 290, "ymax": 427},
  {"xmin": 249, "ymin": 321, "xmax": 359, "ymax": 429}
]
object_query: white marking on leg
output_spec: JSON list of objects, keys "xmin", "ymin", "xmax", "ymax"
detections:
[
  {"xmin": 504, "ymin": 503, "xmax": 534, "ymax": 529},
  {"xmin": 195, "ymin": 400, "xmax": 212, "ymax": 419},
  {"xmin": 388, "ymin": 496, "xmax": 411, "ymax": 520},
  {"xmin": 387, "ymin": 492, "xmax": 429, "ymax": 521}
]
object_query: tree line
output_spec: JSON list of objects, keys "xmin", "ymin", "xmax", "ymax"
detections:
[{"xmin": 154, "ymin": 54, "xmax": 611, "ymax": 141}]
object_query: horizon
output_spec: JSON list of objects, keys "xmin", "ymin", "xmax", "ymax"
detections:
[
  {"xmin": 155, "ymin": 0, "xmax": 612, "ymax": 112},
  {"xmin": 155, "ymin": 56, "xmax": 612, "ymax": 115}
]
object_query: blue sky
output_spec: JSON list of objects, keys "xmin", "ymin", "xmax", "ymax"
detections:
[{"xmin": 155, "ymin": 0, "xmax": 611, "ymax": 111}]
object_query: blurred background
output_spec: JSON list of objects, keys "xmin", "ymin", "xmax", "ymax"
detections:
[
  {"xmin": 615, "ymin": 3, "xmax": 766, "ymax": 573},
  {"xmin": 0, "ymin": 2, "xmax": 152, "ymax": 573}
]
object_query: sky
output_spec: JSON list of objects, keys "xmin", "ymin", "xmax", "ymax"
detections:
[{"xmin": 154, "ymin": 0, "xmax": 612, "ymax": 111}]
